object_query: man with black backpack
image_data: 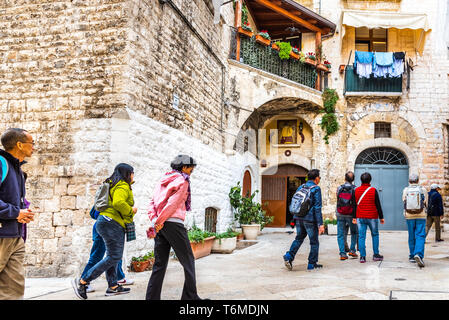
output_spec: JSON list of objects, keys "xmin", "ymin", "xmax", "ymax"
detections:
[
  {"xmin": 283, "ymin": 169, "xmax": 324, "ymax": 271},
  {"xmin": 336, "ymin": 171, "xmax": 358, "ymax": 260}
]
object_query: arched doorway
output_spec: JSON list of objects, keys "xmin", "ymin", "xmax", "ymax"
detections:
[
  {"xmin": 262, "ymin": 164, "xmax": 308, "ymax": 227},
  {"xmin": 242, "ymin": 170, "xmax": 252, "ymax": 198},
  {"xmin": 354, "ymin": 147, "xmax": 409, "ymax": 230}
]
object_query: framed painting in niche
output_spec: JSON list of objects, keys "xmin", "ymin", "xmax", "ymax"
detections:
[{"xmin": 278, "ymin": 120, "xmax": 297, "ymax": 144}]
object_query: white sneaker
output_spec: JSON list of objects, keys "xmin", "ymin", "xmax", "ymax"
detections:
[
  {"xmin": 117, "ymin": 278, "xmax": 134, "ymax": 286},
  {"xmin": 86, "ymin": 284, "xmax": 95, "ymax": 293}
]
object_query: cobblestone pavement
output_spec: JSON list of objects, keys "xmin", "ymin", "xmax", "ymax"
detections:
[{"xmin": 24, "ymin": 228, "xmax": 449, "ymax": 300}]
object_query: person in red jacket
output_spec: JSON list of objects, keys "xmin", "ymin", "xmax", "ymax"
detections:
[{"xmin": 352, "ymin": 172, "xmax": 385, "ymax": 263}]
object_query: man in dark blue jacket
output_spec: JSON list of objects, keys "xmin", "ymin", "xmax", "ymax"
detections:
[
  {"xmin": 283, "ymin": 169, "xmax": 324, "ymax": 271},
  {"xmin": 426, "ymin": 184, "xmax": 444, "ymax": 242},
  {"xmin": 0, "ymin": 128, "xmax": 35, "ymax": 300}
]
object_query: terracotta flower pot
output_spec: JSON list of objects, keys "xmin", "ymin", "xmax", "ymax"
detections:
[
  {"xmin": 317, "ymin": 63, "xmax": 329, "ymax": 72},
  {"xmin": 146, "ymin": 258, "xmax": 155, "ymax": 271},
  {"xmin": 339, "ymin": 64, "xmax": 345, "ymax": 74},
  {"xmin": 237, "ymin": 27, "xmax": 253, "ymax": 38},
  {"xmin": 290, "ymin": 51, "xmax": 300, "ymax": 60},
  {"xmin": 190, "ymin": 236, "xmax": 215, "ymax": 259},
  {"xmin": 304, "ymin": 57, "xmax": 316, "ymax": 66},
  {"xmin": 271, "ymin": 43, "xmax": 279, "ymax": 51},
  {"xmin": 255, "ymin": 34, "xmax": 270, "ymax": 46},
  {"xmin": 131, "ymin": 260, "xmax": 150, "ymax": 272}
]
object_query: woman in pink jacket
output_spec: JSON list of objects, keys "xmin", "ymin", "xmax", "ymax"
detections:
[{"xmin": 145, "ymin": 155, "xmax": 203, "ymax": 300}]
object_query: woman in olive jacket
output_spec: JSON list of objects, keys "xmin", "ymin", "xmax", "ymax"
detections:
[{"xmin": 72, "ymin": 163, "xmax": 137, "ymax": 300}]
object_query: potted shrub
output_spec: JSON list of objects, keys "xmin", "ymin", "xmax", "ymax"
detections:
[
  {"xmin": 255, "ymin": 30, "xmax": 270, "ymax": 46},
  {"xmin": 324, "ymin": 218, "xmax": 338, "ymax": 235},
  {"xmin": 211, "ymin": 228, "xmax": 240, "ymax": 254},
  {"xmin": 304, "ymin": 52, "xmax": 316, "ymax": 66},
  {"xmin": 229, "ymin": 182, "xmax": 272, "ymax": 240},
  {"xmin": 275, "ymin": 41, "xmax": 292, "ymax": 60},
  {"xmin": 188, "ymin": 225, "xmax": 216, "ymax": 259},
  {"xmin": 238, "ymin": 21, "xmax": 253, "ymax": 38},
  {"xmin": 131, "ymin": 251, "xmax": 155, "ymax": 272}
]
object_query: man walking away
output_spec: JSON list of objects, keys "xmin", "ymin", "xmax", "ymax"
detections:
[
  {"xmin": 283, "ymin": 169, "xmax": 325, "ymax": 271},
  {"xmin": 336, "ymin": 171, "xmax": 358, "ymax": 260},
  {"xmin": 353, "ymin": 172, "xmax": 385, "ymax": 263},
  {"xmin": 403, "ymin": 174, "xmax": 427, "ymax": 268},
  {"xmin": 426, "ymin": 184, "xmax": 444, "ymax": 242},
  {"xmin": 0, "ymin": 128, "xmax": 35, "ymax": 300}
]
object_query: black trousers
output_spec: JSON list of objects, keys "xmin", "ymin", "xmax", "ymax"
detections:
[{"xmin": 145, "ymin": 221, "xmax": 200, "ymax": 300}]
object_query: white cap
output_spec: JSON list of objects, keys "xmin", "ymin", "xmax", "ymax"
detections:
[{"xmin": 430, "ymin": 183, "xmax": 441, "ymax": 190}]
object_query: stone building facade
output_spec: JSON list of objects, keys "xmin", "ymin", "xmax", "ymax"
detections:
[{"xmin": 0, "ymin": 0, "xmax": 448, "ymax": 276}]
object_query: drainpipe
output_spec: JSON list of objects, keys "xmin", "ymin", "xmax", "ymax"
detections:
[{"xmin": 158, "ymin": 0, "xmax": 227, "ymax": 137}]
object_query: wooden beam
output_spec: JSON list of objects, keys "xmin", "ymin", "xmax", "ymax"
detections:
[
  {"xmin": 315, "ymin": 31, "xmax": 322, "ymax": 91},
  {"xmin": 253, "ymin": 0, "xmax": 323, "ymax": 33},
  {"xmin": 235, "ymin": 0, "xmax": 242, "ymax": 62}
]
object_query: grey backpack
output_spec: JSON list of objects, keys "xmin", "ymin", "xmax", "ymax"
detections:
[{"xmin": 94, "ymin": 182, "xmax": 111, "ymax": 212}]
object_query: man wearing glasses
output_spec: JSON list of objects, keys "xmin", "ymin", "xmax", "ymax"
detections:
[{"xmin": 0, "ymin": 128, "xmax": 35, "ymax": 299}]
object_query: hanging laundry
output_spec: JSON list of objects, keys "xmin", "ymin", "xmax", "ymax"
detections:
[
  {"xmin": 390, "ymin": 52, "xmax": 405, "ymax": 78},
  {"xmin": 354, "ymin": 51, "xmax": 374, "ymax": 79},
  {"xmin": 373, "ymin": 52, "xmax": 394, "ymax": 78}
]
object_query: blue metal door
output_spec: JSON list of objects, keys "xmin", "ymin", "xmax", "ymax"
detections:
[{"xmin": 354, "ymin": 148, "xmax": 409, "ymax": 231}]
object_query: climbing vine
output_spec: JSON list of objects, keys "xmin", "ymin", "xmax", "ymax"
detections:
[{"xmin": 320, "ymin": 88, "xmax": 339, "ymax": 144}]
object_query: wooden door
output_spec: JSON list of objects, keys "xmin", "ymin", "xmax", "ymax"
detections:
[{"xmin": 262, "ymin": 176, "xmax": 286, "ymax": 227}]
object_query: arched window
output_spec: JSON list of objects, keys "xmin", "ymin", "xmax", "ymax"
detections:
[
  {"xmin": 204, "ymin": 207, "xmax": 218, "ymax": 233},
  {"xmin": 355, "ymin": 147, "xmax": 408, "ymax": 165}
]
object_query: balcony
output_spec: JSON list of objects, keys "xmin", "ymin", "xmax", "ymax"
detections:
[
  {"xmin": 344, "ymin": 65, "xmax": 403, "ymax": 97},
  {"xmin": 231, "ymin": 34, "xmax": 318, "ymax": 90}
]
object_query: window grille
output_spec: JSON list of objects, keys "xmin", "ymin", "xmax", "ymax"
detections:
[
  {"xmin": 355, "ymin": 147, "xmax": 407, "ymax": 165},
  {"xmin": 374, "ymin": 122, "xmax": 391, "ymax": 138},
  {"xmin": 204, "ymin": 207, "xmax": 218, "ymax": 233}
]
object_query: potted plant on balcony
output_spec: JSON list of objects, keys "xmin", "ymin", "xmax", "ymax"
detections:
[
  {"xmin": 317, "ymin": 59, "xmax": 331, "ymax": 72},
  {"xmin": 211, "ymin": 228, "xmax": 240, "ymax": 254},
  {"xmin": 229, "ymin": 182, "xmax": 272, "ymax": 240},
  {"xmin": 290, "ymin": 46, "xmax": 300, "ymax": 60},
  {"xmin": 188, "ymin": 225, "xmax": 216, "ymax": 259},
  {"xmin": 274, "ymin": 41, "xmax": 292, "ymax": 60},
  {"xmin": 304, "ymin": 52, "xmax": 317, "ymax": 66},
  {"xmin": 238, "ymin": 21, "xmax": 253, "ymax": 38},
  {"xmin": 255, "ymin": 30, "xmax": 271, "ymax": 46}
]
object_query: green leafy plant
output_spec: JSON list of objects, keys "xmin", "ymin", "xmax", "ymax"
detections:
[
  {"xmin": 229, "ymin": 182, "xmax": 273, "ymax": 227},
  {"xmin": 324, "ymin": 218, "xmax": 337, "ymax": 226},
  {"xmin": 214, "ymin": 228, "xmax": 240, "ymax": 244},
  {"xmin": 241, "ymin": 21, "xmax": 252, "ymax": 32},
  {"xmin": 319, "ymin": 88, "xmax": 339, "ymax": 144},
  {"xmin": 132, "ymin": 251, "xmax": 154, "ymax": 262},
  {"xmin": 258, "ymin": 30, "xmax": 270, "ymax": 40},
  {"xmin": 275, "ymin": 41, "xmax": 292, "ymax": 60},
  {"xmin": 188, "ymin": 225, "xmax": 215, "ymax": 243}
]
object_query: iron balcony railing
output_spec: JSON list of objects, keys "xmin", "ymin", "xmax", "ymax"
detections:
[
  {"xmin": 230, "ymin": 32, "xmax": 318, "ymax": 90},
  {"xmin": 344, "ymin": 65, "xmax": 403, "ymax": 96}
]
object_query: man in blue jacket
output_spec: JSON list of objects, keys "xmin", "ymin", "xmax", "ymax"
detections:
[
  {"xmin": 0, "ymin": 128, "xmax": 35, "ymax": 300},
  {"xmin": 426, "ymin": 184, "xmax": 444, "ymax": 242},
  {"xmin": 283, "ymin": 169, "xmax": 325, "ymax": 271}
]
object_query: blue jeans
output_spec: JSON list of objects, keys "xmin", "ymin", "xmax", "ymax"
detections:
[
  {"xmin": 406, "ymin": 219, "xmax": 426, "ymax": 259},
  {"xmin": 357, "ymin": 218, "xmax": 379, "ymax": 257},
  {"xmin": 80, "ymin": 227, "xmax": 125, "ymax": 282},
  {"xmin": 82, "ymin": 215, "xmax": 125, "ymax": 288},
  {"xmin": 337, "ymin": 216, "xmax": 358, "ymax": 255},
  {"xmin": 285, "ymin": 220, "xmax": 319, "ymax": 265}
]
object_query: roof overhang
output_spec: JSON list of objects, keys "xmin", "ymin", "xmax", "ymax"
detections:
[{"xmin": 245, "ymin": 0, "xmax": 336, "ymax": 38}]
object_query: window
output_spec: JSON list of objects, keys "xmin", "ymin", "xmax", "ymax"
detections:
[
  {"xmin": 374, "ymin": 122, "xmax": 391, "ymax": 138},
  {"xmin": 355, "ymin": 27, "xmax": 387, "ymax": 52},
  {"xmin": 204, "ymin": 207, "xmax": 218, "ymax": 233}
]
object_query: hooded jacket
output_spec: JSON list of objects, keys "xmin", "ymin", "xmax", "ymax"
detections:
[
  {"xmin": 0, "ymin": 149, "xmax": 26, "ymax": 238},
  {"xmin": 147, "ymin": 171, "xmax": 189, "ymax": 226},
  {"xmin": 100, "ymin": 180, "xmax": 135, "ymax": 229}
]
